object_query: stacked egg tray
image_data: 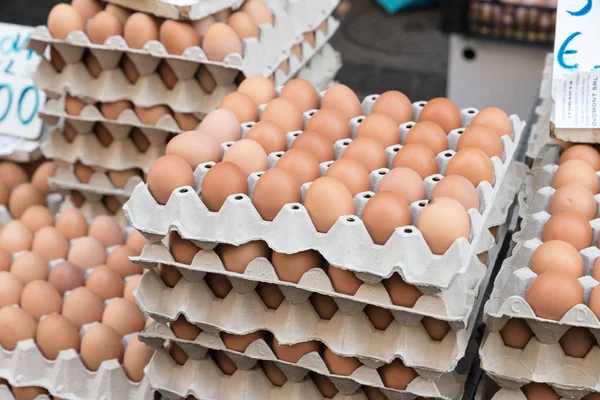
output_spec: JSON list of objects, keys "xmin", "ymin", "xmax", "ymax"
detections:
[
  {"xmin": 0, "ymin": 384, "xmax": 50, "ymax": 400},
  {"xmin": 28, "ymin": 0, "xmax": 340, "ymax": 89},
  {"xmin": 478, "ymin": 146, "xmax": 600, "ymax": 398},
  {"xmin": 124, "ymin": 99, "xmax": 526, "ymax": 399}
]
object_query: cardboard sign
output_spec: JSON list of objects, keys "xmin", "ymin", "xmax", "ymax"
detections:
[{"xmin": 0, "ymin": 22, "xmax": 45, "ymax": 141}]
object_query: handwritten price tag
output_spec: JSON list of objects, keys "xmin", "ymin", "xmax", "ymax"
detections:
[{"xmin": 0, "ymin": 22, "xmax": 45, "ymax": 140}]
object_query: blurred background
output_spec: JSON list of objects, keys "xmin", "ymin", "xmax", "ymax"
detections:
[{"xmin": 1, "ymin": 0, "xmax": 556, "ymax": 118}]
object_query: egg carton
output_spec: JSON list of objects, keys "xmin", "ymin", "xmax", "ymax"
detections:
[
  {"xmin": 58, "ymin": 194, "xmax": 129, "ymax": 226},
  {"xmin": 479, "ymin": 329, "xmax": 600, "ymax": 397},
  {"xmin": 143, "ymin": 346, "xmax": 467, "ymax": 400},
  {"xmin": 486, "ymin": 160, "xmax": 528, "ymax": 228},
  {"xmin": 37, "ymin": 42, "xmax": 341, "ymax": 139},
  {"xmin": 28, "ymin": 0, "xmax": 339, "ymax": 86},
  {"xmin": 484, "ymin": 238, "xmax": 600, "ymax": 339},
  {"xmin": 0, "ymin": 326, "xmax": 153, "ymax": 400},
  {"xmin": 0, "ymin": 384, "xmax": 50, "ymax": 400},
  {"xmin": 124, "ymin": 105, "xmax": 524, "ymax": 290},
  {"xmin": 102, "ymin": 0, "xmax": 244, "ymax": 21},
  {"xmin": 483, "ymin": 386, "xmax": 600, "ymax": 400},
  {"xmin": 42, "ymin": 127, "xmax": 161, "ymax": 173},
  {"xmin": 134, "ymin": 266, "xmax": 483, "ymax": 376}
]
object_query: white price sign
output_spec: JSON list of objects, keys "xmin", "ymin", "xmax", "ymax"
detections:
[{"xmin": 0, "ymin": 22, "xmax": 45, "ymax": 140}]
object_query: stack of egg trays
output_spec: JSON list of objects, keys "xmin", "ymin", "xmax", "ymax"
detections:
[
  {"xmin": 0, "ymin": 384, "xmax": 50, "ymax": 400},
  {"xmin": 480, "ymin": 144, "xmax": 600, "ymax": 398},
  {"xmin": 0, "ymin": 229, "xmax": 154, "ymax": 400},
  {"xmin": 124, "ymin": 98, "xmax": 525, "ymax": 399},
  {"xmin": 28, "ymin": 0, "xmax": 340, "ymax": 90}
]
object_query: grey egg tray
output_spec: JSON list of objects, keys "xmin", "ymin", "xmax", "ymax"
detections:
[
  {"xmin": 133, "ymin": 240, "xmax": 486, "ymax": 326},
  {"xmin": 0, "ymin": 384, "xmax": 50, "ymax": 400},
  {"xmin": 143, "ymin": 346, "xmax": 468, "ymax": 400},
  {"xmin": 292, "ymin": 44, "xmax": 341, "ymax": 94},
  {"xmin": 101, "ymin": 0, "xmax": 244, "ymax": 21},
  {"xmin": 124, "ymin": 106, "xmax": 524, "ymax": 290},
  {"xmin": 28, "ymin": 0, "xmax": 339, "ymax": 86},
  {"xmin": 484, "ymin": 238, "xmax": 600, "ymax": 341}
]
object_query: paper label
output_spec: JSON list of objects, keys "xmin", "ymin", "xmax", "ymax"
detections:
[
  {"xmin": 552, "ymin": 0, "xmax": 600, "ymax": 129},
  {"xmin": 0, "ymin": 22, "xmax": 45, "ymax": 140}
]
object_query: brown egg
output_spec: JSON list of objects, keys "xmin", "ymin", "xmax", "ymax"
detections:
[
  {"xmin": 62, "ymin": 287, "xmax": 104, "ymax": 328},
  {"xmin": 260, "ymin": 98, "xmax": 303, "ymax": 133},
  {"xmin": 422, "ymin": 317, "xmax": 451, "ymax": 341},
  {"xmin": 64, "ymin": 95, "xmax": 86, "ymax": 116},
  {"xmin": 123, "ymin": 335, "xmax": 154, "ymax": 382},
  {"xmin": 383, "ymin": 274, "xmax": 423, "ymax": 307},
  {"xmin": 559, "ymin": 145, "xmax": 600, "ymax": 170},
  {"xmin": 227, "ymin": 11, "xmax": 259, "ymax": 39},
  {"xmin": 549, "ymin": 183, "xmax": 596, "ymax": 220},
  {"xmin": 169, "ymin": 342, "xmax": 188, "ymax": 365},
  {"xmin": 471, "ymin": 107, "xmax": 512, "ymax": 137},
  {"xmin": 237, "ymin": 76, "xmax": 275, "ymax": 105},
  {"xmin": 311, "ymin": 293, "xmax": 338, "ymax": 319},
  {"xmin": 252, "ymin": 168, "xmax": 302, "ymax": 221},
  {"xmin": 0, "ymin": 272, "xmax": 22, "ymax": 307},
  {"xmin": 583, "ymin": 393, "xmax": 600, "ymax": 400},
  {"xmin": 552, "ymin": 159, "xmax": 599, "ymax": 194},
  {"xmin": 304, "ymin": 177, "xmax": 356, "ymax": 233},
  {"xmin": 121, "ymin": 57, "xmax": 139, "ymax": 83},
  {"xmin": 431, "ymin": 175, "xmax": 479, "ymax": 211},
  {"xmin": 303, "ymin": 31, "xmax": 316, "ymax": 47},
  {"xmin": 245, "ymin": 121, "xmax": 286, "ymax": 153},
  {"xmin": 20, "ymin": 205, "xmax": 53, "ymax": 233},
  {"xmin": 86, "ymin": 265, "xmax": 125, "ymax": 300},
  {"xmin": 404, "ymin": 121, "xmax": 449, "ymax": 155},
  {"xmin": 201, "ymin": 162, "xmax": 249, "ymax": 212},
  {"xmin": 169, "ymin": 231, "xmax": 200, "ymax": 264},
  {"xmin": 11, "ymin": 386, "xmax": 49, "ymax": 400},
  {"xmin": 20, "ymin": 280, "xmax": 62, "ymax": 320},
  {"xmin": 291, "ymin": 131, "xmax": 335, "ymax": 163},
  {"xmin": 47, "ymin": 4, "xmax": 85, "ymax": 39},
  {"xmin": 36, "ymin": 314, "xmax": 80, "ymax": 359},
  {"xmin": 457, "ymin": 124, "xmax": 503, "ymax": 158},
  {"xmin": 378, "ymin": 167, "xmax": 425, "ymax": 205},
  {"xmin": 378, "ymin": 358, "xmax": 418, "ymax": 390},
  {"xmin": 218, "ymin": 92, "xmax": 258, "ymax": 123},
  {"xmin": 81, "ymin": 323, "xmax": 124, "ymax": 370},
  {"xmin": 261, "ymin": 361, "xmax": 287, "ymax": 387},
  {"xmin": 220, "ymin": 241, "xmax": 270, "ymax": 273},
  {"xmin": 46, "ymin": 261, "xmax": 84, "ymax": 296},
  {"xmin": 312, "ymin": 373, "xmax": 338, "ymax": 398},
  {"xmin": 521, "ymin": 383, "xmax": 560, "ymax": 400},
  {"xmin": 101, "ymin": 100, "xmax": 133, "ymax": 120},
  {"xmin": 198, "ymin": 109, "xmax": 242, "ymax": 143},
  {"xmin": 275, "ymin": 148, "xmax": 321, "ymax": 185},
  {"xmin": 166, "ymin": 131, "xmax": 223, "ymax": 172},
  {"xmin": 123, "ymin": 13, "xmax": 158, "ymax": 49},
  {"xmin": 323, "ymin": 347, "xmax": 361, "ymax": 376},
  {"xmin": 147, "ymin": 155, "xmax": 195, "ymax": 205},
  {"xmin": 559, "ymin": 326, "xmax": 595, "ymax": 357},
  {"xmin": 371, "ymin": 91, "xmax": 413, "ymax": 125},
  {"xmin": 102, "ymin": 298, "xmax": 145, "ymax": 336},
  {"xmin": 500, "ymin": 318, "xmax": 533, "ymax": 349},
  {"xmin": 0, "ymin": 162, "xmax": 27, "ymax": 190},
  {"xmin": 542, "ymin": 211, "xmax": 592, "ymax": 251},
  {"xmin": 0, "ymin": 180, "xmax": 8, "ymax": 206},
  {"xmin": 324, "ymin": 158, "xmax": 370, "ymax": 197},
  {"xmin": 135, "ymin": 105, "xmax": 172, "ymax": 126},
  {"xmin": 202, "ymin": 23, "xmax": 243, "ymax": 60},
  {"xmin": 55, "ymin": 208, "xmax": 89, "ymax": 241},
  {"xmin": 74, "ymin": 161, "xmax": 94, "ymax": 183},
  {"xmin": 445, "ymin": 147, "xmax": 495, "ymax": 187},
  {"xmin": 279, "ymin": 79, "xmax": 319, "ymax": 112},
  {"xmin": 272, "ymin": 337, "xmax": 320, "ymax": 362},
  {"xmin": 213, "ymin": 350, "xmax": 237, "ymax": 374},
  {"xmin": 589, "ymin": 286, "xmax": 600, "ymax": 319},
  {"xmin": 0, "ymin": 221, "xmax": 33, "ymax": 254},
  {"xmin": 362, "ymin": 192, "xmax": 411, "ymax": 245},
  {"xmin": 525, "ymin": 271, "xmax": 583, "ymax": 320},
  {"xmin": 68, "ymin": 236, "xmax": 106, "ymax": 270},
  {"xmin": 0, "ymin": 305, "xmax": 37, "ymax": 350},
  {"xmin": 69, "ymin": 191, "xmax": 86, "ymax": 207},
  {"xmin": 105, "ymin": 4, "xmax": 131, "ymax": 24},
  {"xmin": 170, "ymin": 315, "xmax": 201, "ymax": 340},
  {"xmin": 344, "ymin": 137, "xmax": 387, "ymax": 172},
  {"xmin": 123, "ymin": 274, "xmax": 142, "ymax": 303},
  {"xmin": 392, "ymin": 143, "xmax": 438, "ymax": 179},
  {"xmin": 8, "ymin": 183, "xmax": 43, "ymax": 219},
  {"xmin": 158, "ymin": 20, "xmax": 200, "ymax": 55},
  {"xmin": 241, "ymin": 0, "xmax": 273, "ymax": 24},
  {"xmin": 197, "ymin": 68, "xmax": 218, "ymax": 95},
  {"xmin": 87, "ymin": 11, "xmax": 123, "ymax": 45},
  {"xmin": 106, "ymin": 245, "xmax": 142, "ymax": 278},
  {"xmin": 71, "ymin": 0, "xmax": 103, "ymax": 21},
  {"xmin": 50, "ymin": 47, "xmax": 65, "ymax": 72},
  {"xmin": 321, "ymin": 84, "xmax": 362, "ymax": 120},
  {"xmin": 256, "ymin": 282, "xmax": 284, "ymax": 309},
  {"xmin": 418, "ymin": 197, "xmax": 470, "ymax": 255},
  {"xmin": 326, "ymin": 264, "xmax": 362, "ymax": 296},
  {"xmin": 192, "ymin": 15, "xmax": 215, "ymax": 39},
  {"xmin": 31, "ymin": 161, "xmax": 57, "ymax": 196},
  {"xmin": 221, "ymin": 330, "xmax": 265, "ymax": 352},
  {"xmin": 223, "ymin": 139, "xmax": 269, "ymax": 176},
  {"xmin": 10, "ymin": 251, "xmax": 48, "ymax": 285},
  {"xmin": 270, "ymin": 250, "xmax": 320, "ymax": 283},
  {"xmin": 159, "ymin": 264, "xmax": 182, "ymax": 288},
  {"xmin": 304, "ymin": 109, "xmax": 350, "ymax": 143},
  {"xmin": 364, "ymin": 305, "xmax": 394, "ymax": 330},
  {"xmin": 205, "ymin": 273, "xmax": 233, "ymax": 298},
  {"xmin": 419, "ymin": 98, "xmax": 462, "ymax": 133},
  {"xmin": 363, "ymin": 386, "xmax": 388, "ymax": 400},
  {"xmin": 0, "ymin": 249, "xmax": 10, "ymax": 272},
  {"xmin": 355, "ymin": 113, "xmax": 400, "ymax": 148},
  {"xmin": 174, "ymin": 113, "xmax": 200, "ymax": 130}
]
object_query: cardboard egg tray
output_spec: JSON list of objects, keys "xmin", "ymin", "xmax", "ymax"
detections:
[
  {"xmin": 142, "ymin": 345, "xmax": 468, "ymax": 400},
  {"xmin": 0, "ymin": 384, "xmax": 51, "ymax": 400},
  {"xmin": 28, "ymin": 0, "xmax": 339, "ymax": 87},
  {"xmin": 123, "ymin": 107, "xmax": 524, "ymax": 290},
  {"xmin": 102, "ymin": 0, "xmax": 244, "ymax": 21},
  {"xmin": 57, "ymin": 194, "xmax": 129, "ymax": 227},
  {"xmin": 525, "ymin": 53, "xmax": 553, "ymax": 161}
]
